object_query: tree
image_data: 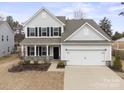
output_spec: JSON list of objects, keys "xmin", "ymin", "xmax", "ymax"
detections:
[
  {"xmin": 6, "ymin": 16, "xmax": 23, "ymax": 32},
  {"xmin": 73, "ymin": 9, "xmax": 86, "ymax": 19},
  {"xmin": 119, "ymin": 2, "xmax": 124, "ymax": 16},
  {"xmin": 6, "ymin": 16, "xmax": 14, "ymax": 30},
  {"xmin": 112, "ymin": 31, "xmax": 122, "ymax": 40},
  {"xmin": 99, "ymin": 17, "xmax": 112, "ymax": 37}
]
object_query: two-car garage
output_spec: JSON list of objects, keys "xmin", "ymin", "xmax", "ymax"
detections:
[
  {"xmin": 61, "ymin": 44, "xmax": 111, "ymax": 66},
  {"xmin": 66, "ymin": 49, "xmax": 105, "ymax": 65}
]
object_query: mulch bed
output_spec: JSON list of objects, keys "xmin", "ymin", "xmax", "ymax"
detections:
[{"xmin": 8, "ymin": 63, "xmax": 51, "ymax": 72}]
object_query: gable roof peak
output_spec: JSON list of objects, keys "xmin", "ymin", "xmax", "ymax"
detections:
[{"xmin": 24, "ymin": 8, "xmax": 65, "ymax": 26}]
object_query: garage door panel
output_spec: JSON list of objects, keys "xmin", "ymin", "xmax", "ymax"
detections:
[{"xmin": 67, "ymin": 50, "xmax": 105, "ymax": 65}]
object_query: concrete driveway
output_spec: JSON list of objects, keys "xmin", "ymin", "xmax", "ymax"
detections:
[{"xmin": 64, "ymin": 66, "xmax": 124, "ymax": 90}]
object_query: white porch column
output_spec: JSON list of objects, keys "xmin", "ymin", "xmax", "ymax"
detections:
[
  {"xmin": 34, "ymin": 45, "xmax": 36, "ymax": 56},
  {"xmin": 21, "ymin": 45, "xmax": 24, "ymax": 56},
  {"xmin": 46, "ymin": 45, "xmax": 49, "ymax": 59}
]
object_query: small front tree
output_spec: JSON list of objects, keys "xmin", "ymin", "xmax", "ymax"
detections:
[{"xmin": 113, "ymin": 51, "xmax": 122, "ymax": 71}]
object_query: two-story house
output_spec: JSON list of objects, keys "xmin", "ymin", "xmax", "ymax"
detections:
[
  {"xmin": 0, "ymin": 21, "xmax": 14, "ymax": 57},
  {"xmin": 20, "ymin": 8, "xmax": 112, "ymax": 65}
]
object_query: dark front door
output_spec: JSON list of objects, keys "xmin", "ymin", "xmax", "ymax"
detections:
[{"xmin": 53, "ymin": 47, "xmax": 59, "ymax": 59}]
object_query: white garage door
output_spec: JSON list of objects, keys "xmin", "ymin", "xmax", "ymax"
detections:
[{"xmin": 66, "ymin": 49, "xmax": 105, "ymax": 65}]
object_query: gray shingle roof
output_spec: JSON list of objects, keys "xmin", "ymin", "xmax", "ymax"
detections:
[
  {"xmin": 20, "ymin": 38, "xmax": 61, "ymax": 45},
  {"xmin": 61, "ymin": 19, "xmax": 111, "ymax": 42},
  {"xmin": 56, "ymin": 16, "xmax": 66, "ymax": 24},
  {"xmin": 20, "ymin": 18, "xmax": 112, "ymax": 45}
]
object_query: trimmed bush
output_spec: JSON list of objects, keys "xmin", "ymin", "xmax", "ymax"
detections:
[
  {"xmin": 57, "ymin": 60, "xmax": 65, "ymax": 68},
  {"xmin": 34, "ymin": 60, "xmax": 38, "ymax": 65},
  {"xmin": 113, "ymin": 51, "xmax": 122, "ymax": 71},
  {"xmin": 23, "ymin": 60, "xmax": 30, "ymax": 65}
]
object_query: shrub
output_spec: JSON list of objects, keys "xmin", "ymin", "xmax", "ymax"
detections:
[
  {"xmin": 34, "ymin": 60, "xmax": 38, "ymax": 65},
  {"xmin": 23, "ymin": 60, "xmax": 30, "ymax": 65},
  {"xmin": 113, "ymin": 51, "xmax": 122, "ymax": 71},
  {"xmin": 57, "ymin": 60, "xmax": 65, "ymax": 68}
]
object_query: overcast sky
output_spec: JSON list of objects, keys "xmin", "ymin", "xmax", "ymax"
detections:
[{"xmin": 0, "ymin": 2, "xmax": 124, "ymax": 33}]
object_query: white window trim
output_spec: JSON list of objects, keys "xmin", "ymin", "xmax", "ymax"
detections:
[
  {"xmin": 26, "ymin": 27, "xmax": 62, "ymax": 38},
  {"xmin": 53, "ymin": 27, "xmax": 59, "ymax": 36},
  {"xmin": 41, "ymin": 46, "xmax": 47, "ymax": 56},
  {"xmin": 29, "ymin": 28, "xmax": 36, "ymax": 36},
  {"xmin": 42, "ymin": 27, "xmax": 47, "ymax": 36},
  {"xmin": 29, "ymin": 46, "xmax": 35, "ymax": 56}
]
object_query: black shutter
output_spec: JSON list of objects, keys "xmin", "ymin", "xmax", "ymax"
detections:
[
  {"xmin": 51, "ymin": 27, "xmax": 53, "ymax": 36},
  {"xmin": 47, "ymin": 27, "xmax": 49, "ymax": 36},
  {"xmin": 39, "ymin": 27, "xmax": 41, "ymax": 36},
  {"xmin": 35, "ymin": 27, "xmax": 37, "ymax": 36},
  {"xmin": 59, "ymin": 27, "xmax": 61, "ymax": 36},
  {"xmin": 27, "ymin": 27, "xmax": 29, "ymax": 37},
  {"xmin": 27, "ymin": 46, "xmax": 30, "ymax": 56}
]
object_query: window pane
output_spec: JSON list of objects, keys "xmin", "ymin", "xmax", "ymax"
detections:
[
  {"xmin": 42, "ymin": 47, "xmax": 46, "ymax": 56},
  {"xmin": 29, "ymin": 28, "xmax": 35, "ymax": 36},
  {"xmin": 42, "ymin": 28, "xmax": 47, "ymax": 36},
  {"xmin": 29, "ymin": 46, "xmax": 34, "ymax": 56},
  {"xmin": 54, "ymin": 31, "xmax": 59, "ymax": 36},
  {"xmin": 54, "ymin": 27, "xmax": 59, "ymax": 36},
  {"xmin": 54, "ymin": 27, "xmax": 59, "ymax": 31}
]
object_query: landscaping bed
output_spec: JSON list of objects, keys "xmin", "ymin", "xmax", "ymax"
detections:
[{"xmin": 8, "ymin": 63, "xmax": 51, "ymax": 72}]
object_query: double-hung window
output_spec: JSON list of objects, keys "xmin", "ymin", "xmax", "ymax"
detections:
[
  {"xmin": 6, "ymin": 36, "xmax": 8, "ymax": 41},
  {"xmin": 53, "ymin": 27, "xmax": 59, "ymax": 36},
  {"xmin": 41, "ymin": 47, "xmax": 46, "ymax": 56},
  {"xmin": 28, "ymin": 46, "xmax": 34, "ymax": 56},
  {"xmin": 29, "ymin": 28, "xmax": 35, "ymax": 36},
  {"xmin": 42, "ymin": 28, "xmax": 47, "ymax": 36}
]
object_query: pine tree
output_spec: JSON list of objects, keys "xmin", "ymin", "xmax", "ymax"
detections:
[{"xmin": 99, "ymin": 17, "xmax": 112, "ymax": 37}]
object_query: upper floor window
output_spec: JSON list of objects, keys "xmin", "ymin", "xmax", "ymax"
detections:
[
  {"xmin": 53, "ymin": 27, "xmax": 59, "ymax": 36},
  {"xmin": 29, "ymin": 28, "xmax": 35, "ymax": 36},
  {"xmin": 2, "ymin": 35, "xmax": 4, "ymax": 41},
  {"xmin": 27, "ymin": 27, "xmax": 61, "ymax": 37},
  {"xmin": 6, "ymin": 36, "xmax": 8, "ymax": 41},
  {"xmin": 42, "ymin": 28, "xmax": 47, "ymax": 36}
]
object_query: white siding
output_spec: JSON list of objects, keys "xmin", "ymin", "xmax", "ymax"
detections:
[
  {"xmin": 0, "ymin": 23, "xmax": 14, "ymax": 57},
  {"xmin": 24, "ymin": 10, "xmax": 63, "ymax": 38},
  {"xmin": 61, "ymin": 44, "xmax": 111, "ymax": 64},
  {"xmin": 66, "ymin": 24, "xmax": 105, "ymax": 41}
]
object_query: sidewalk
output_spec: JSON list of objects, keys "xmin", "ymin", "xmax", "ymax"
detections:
[{"xmin": 48, "ymin": 61, "xmax": 64, "ymax": 72}]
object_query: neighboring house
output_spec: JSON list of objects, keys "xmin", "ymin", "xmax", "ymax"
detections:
[
  {"xmin": 113, "ymin": 37, "xmax": 124, "ymax": 50},
  {"xmin": 0, "ymin": 21, "xmax": 14, "ymax": 57},
  {"xmin": 20, "ymin": 8, "xmax": 112, "ymax": 65}
]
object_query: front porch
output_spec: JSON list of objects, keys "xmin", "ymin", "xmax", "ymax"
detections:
[{"xmin": 21, "ymin": 45, "xmax": 61, "ymax": 61}]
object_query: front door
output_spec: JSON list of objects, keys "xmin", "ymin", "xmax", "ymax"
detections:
[{"xmin": 53, "ymin": 47, "xmax": 59, "ymax": 59}]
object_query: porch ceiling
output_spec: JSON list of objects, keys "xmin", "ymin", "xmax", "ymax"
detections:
[{"xmin": 20, "ymin": 38, "xmax": 61, "ymax": 45}]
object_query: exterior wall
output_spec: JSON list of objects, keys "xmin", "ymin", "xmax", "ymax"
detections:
[
  {"xmin": 0, "ymin": 23, "xmax": 14, "ymax": 57},
  {"xmin": 24, "ymin": 10, "xmax": 63, "ymax": 38},
  {"xmin": 66, "ymin": 24, "xmax": 105, "ymax": 41},
  {"xmin": 61, "ymin": 44, "xmax": 112, "ymax": 62}
]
